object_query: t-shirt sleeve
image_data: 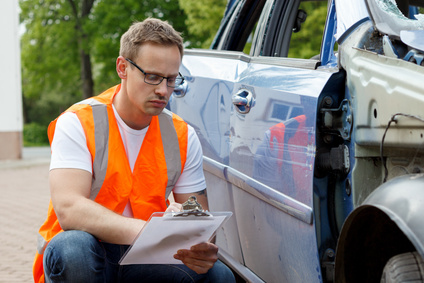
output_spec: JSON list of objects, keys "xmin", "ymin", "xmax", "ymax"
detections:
[
  {"xmin": 49, "ymin": 112, "xmax": 93, "ymax": 173},
  {"xmin": 172, "ymin": 125, "xmax": 206, "ymax": 194}
]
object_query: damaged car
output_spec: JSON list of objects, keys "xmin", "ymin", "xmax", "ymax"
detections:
[{"xmin": 168, "ymin": 0, "xmax": 424, "ymax": 282}]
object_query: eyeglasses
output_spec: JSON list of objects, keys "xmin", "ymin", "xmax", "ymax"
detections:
[{"xmin": 125, "ymin": 58, "xmax": 184, "ymax": 88}]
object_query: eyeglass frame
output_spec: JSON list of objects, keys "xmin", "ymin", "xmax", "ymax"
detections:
[{"xmin": 125, "ymin": 58, "xmax": 184, "ymax": 88}]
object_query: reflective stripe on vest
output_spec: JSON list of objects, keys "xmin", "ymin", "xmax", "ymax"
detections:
[
  {"xmin": 37, "ymin": 234, "xmax": 48, "ymax": 254},
  {"xmin": 75, "ymin": 98, "xmax": 110, "ymax": 200},
  {"xmin": 159, "ymin": 108, "xmax": 182, "ymax": 201},
  {"xmin": 74, "ymin": 98, "xmax": 182, "ymax": 201}
]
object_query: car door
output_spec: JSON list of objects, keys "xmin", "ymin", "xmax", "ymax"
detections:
[{"xmin": 169, "ymin": 0, "xmax": 335, "ymax": 281}]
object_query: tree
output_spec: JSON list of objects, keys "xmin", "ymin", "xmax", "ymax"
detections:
[
  {"xmin": 20, "ymin": 0, "xmax": 189, "ymax": 126},
  {"xmin": 20, "ymin": 0, "xmax": 82, "ymax": 125},
  {"xmin": 178, "ymin": 0, "xmax": 227, "ymax": 48},
  {"xmin": 84, "ymin": 0, "xmax": 189, "ymax": 93},
  {"xmin": 20, "ymin": 0, "xmax": 94, "ymax": 101},
  {"xmin": 68, "ymin": 0, "xmax": 95, "ymax": 99}
]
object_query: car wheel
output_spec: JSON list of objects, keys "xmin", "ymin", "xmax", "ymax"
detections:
[{"xmin": 381, "ymin": 252, "xmax": 424, "ymax": 283}]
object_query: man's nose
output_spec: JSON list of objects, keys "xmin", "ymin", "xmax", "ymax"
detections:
[{"xmin": 155, "ymin": 79, "xmax": 169, "ymax": 96}]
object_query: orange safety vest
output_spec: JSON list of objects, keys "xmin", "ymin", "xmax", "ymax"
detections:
[{"xmin": 33, "ymin": 85, "xmax": 188, "ymax": 282}]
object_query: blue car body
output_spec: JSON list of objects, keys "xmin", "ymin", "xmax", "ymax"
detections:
[{"xmin": 169, "ymin": 0, "xmax": 424, "ymax": 282}]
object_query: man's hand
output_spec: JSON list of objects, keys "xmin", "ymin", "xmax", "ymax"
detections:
[{"xmin": 173, "ymin": 242, "xmax": 218, "ymax": 274}]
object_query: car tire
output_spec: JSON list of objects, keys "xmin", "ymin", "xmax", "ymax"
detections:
[{"xmin": 381, "ymin": 252, "xmax": 424, "ymax": 283}]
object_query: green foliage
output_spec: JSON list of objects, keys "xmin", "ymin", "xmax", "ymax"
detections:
[
  {"xmin": 85, "ymin": 0, "xmax": 190, "ymax": 93},
  {"xmin": 20, "ymin": 0, "xmax": 85, "ymax": 127},
  {"xmin": 20, "ymin": 0, "xmax": 192, "ymax": 126},
  {"xmin": 288, "ymin": 2, "xmax": 328, "ymax": 59},
  {"xmin": 20, "ymin": 0, "xmax": 81, "ymax": 99},
  {"xmin": 178, "ymin": 0, "xmax": 227, "ymax": 48},
  {"xmin": 23, "ymin": 122, "xmax": 49, "ymax": 146}
]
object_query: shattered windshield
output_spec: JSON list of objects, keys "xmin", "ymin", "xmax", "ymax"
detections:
[
  {"xmin": 336, "ymin": 0, "xmax": 424, "ymax": 40},
  {"xmin": 376, "ymin": 0, "xmax": 404, "ymax": 14},
  {"xmin": 367, "ymin": 0, "xmax": 424, "ymax": 36},
  {"xmin": 374, "ymin": 0, "xmax": 424, "ymax": 24}
]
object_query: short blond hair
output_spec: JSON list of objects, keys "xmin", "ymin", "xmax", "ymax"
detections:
[{"xmin": 119, "ymin": 18, "xmax": 184, "ymax": 60}]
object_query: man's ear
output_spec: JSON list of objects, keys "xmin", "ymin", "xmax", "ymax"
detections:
[{"xmin": 116, "ymin": 56, "xmax": 127, "ymax": 79}]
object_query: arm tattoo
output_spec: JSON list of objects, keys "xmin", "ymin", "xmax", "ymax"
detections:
[{"xmin": 196, "ymin": 188, "xmax": 207, "ymax": 197}]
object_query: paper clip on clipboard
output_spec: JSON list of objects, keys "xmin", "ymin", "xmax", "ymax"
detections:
[
  {"xmin": 119, "ymin": 210, "xmax": 232, "ymax": 265},
  {"xmin": 169, "ymin": 209, "xmax": 212, "ymax": 217}
]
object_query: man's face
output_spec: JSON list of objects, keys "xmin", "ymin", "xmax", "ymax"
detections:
[{"xmin": 125, "ymin": 42, "xmax": 181, "ymax": 119}]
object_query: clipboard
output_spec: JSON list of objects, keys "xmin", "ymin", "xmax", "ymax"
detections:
[{"xmin": 119, "ymin": 211, "xmax": 232, "ymax": 265}]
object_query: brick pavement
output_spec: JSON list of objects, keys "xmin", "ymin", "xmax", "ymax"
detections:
[{"xmin": 0, "ymin": 149, "xmax": 50, "ymax": 282}]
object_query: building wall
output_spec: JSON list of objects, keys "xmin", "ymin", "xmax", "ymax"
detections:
[{"xmin": 0, "ymin": 0, "xmax": 23, "ymax": 160}]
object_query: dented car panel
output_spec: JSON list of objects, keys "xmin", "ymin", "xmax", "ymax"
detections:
[
  {"xmin": 175, "ymin": 50, "xmax": 331, "ymax": 282},
  {"xmin": 169, "ymin": 0, "xmax": 424, "ymax": 281}
]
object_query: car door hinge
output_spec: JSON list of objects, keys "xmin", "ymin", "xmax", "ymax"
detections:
[{"xmin": 320, "ymin": 99, "xmax": 353, "ymax": 140}]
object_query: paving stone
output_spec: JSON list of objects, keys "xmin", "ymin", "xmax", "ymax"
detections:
[{"xmin": 0, "ymin": 159, "xmax": 50, "ymax": 283}]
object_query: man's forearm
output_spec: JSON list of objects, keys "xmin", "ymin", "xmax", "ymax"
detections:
[
  {"xmin": 174, "ymin": 188, "xmax": 209, "ymax": 211},
  {"xmin": 50, "ymin": 168, "xmax": 145, "ymax": 245},
  {"xmin": 57, "ymin": 196, "xmax": 145, "ymax": 244}
]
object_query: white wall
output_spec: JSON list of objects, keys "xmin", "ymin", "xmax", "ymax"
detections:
[{"xmin": 0, "ymin": 0, "xmax": 23, "ymax": 159}]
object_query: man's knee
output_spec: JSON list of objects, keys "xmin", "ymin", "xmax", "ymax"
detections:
[
  {"xmin": 207, "ymin": 260, "xmax": 236, "ymax": 283},
  {"xmin": 45, "ymin": 230, "xmax": 100, "ymax": 260},
  {"xmin": 43, "ymin": 230, "xmax": 105, "ymax": 281}
]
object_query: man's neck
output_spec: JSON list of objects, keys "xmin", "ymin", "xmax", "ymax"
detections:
[{"xmin": 113, "ymin": 89, "xmax": 152, "ymax": 130}]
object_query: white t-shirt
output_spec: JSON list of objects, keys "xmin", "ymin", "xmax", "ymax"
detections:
[{"xmin": 50, "ymin": 105, "xmax": 206, "ymax": 216}]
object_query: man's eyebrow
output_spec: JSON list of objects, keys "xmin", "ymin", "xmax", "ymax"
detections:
[{"xmin": 145, "ymin": 70, "xmax": 179, "ymax": 77}]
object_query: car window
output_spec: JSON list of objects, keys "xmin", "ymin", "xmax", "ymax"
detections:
[
  {"xmin": 214, "ymin": 0, "xmax": 331, "ymax": 60},
  {"xmin": 243, "ymin": 22, "xmax": 258, "ymax": 54},
  {"xmin": 215, "ymin": 0, "xmax": 267, "ymax": 52},
  {"xmin": 288, "ymin": 1, "xmax": 328, "ymax": 59},
  {"xmin": 252, "ymin": 0, "xmax": 329, "ymax": 59}
]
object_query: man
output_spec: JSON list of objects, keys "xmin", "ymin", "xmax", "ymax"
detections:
[{"xmin": 33, "ymin": 18, "xmax": 235, "ymax": 283}]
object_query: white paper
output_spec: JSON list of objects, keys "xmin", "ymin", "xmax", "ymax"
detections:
[{"xmin": 119, "ymin": 213, "xmax": 229, "ymax": 265}]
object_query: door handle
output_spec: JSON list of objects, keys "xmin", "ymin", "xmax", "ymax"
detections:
[{"xmin": 232, "ymin": 89, "xmax": 255, "ymax": 114}]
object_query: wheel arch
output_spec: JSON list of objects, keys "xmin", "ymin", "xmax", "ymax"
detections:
[{"xmin": 335, "ymin": 174, "xmax": 424, "ymax": 282}]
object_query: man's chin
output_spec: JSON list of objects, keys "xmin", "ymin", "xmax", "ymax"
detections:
[{"xmin": 146, "ymin": 107, "xmax": 166, "ymax": 116}]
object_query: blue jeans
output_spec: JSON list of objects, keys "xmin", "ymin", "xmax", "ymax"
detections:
[{"xmin": 43, "ymin": 230, "xmax": 235, "ymax": 283}]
